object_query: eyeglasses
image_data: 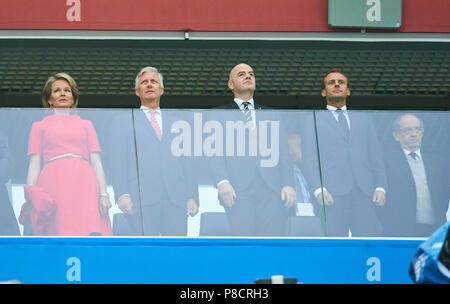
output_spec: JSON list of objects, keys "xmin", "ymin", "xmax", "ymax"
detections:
[{"xmin": 399, "ymin": 126, "xmax": 423, "ymax": 135}]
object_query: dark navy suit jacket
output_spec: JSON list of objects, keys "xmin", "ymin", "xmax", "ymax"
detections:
[{"xmin": 379, "ymin": 145, "xmax": 450, "ymax": 236}]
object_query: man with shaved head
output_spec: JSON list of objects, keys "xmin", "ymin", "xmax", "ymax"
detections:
[
  {"xmin": 378, "ymin": 113, "xmax": 450, "ymax": 237},
  {"xmin": 208, "ymin": 63, "xmax": 296, "ymax": 236}
]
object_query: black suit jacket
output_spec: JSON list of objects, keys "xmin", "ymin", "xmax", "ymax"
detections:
[
  {"xmin": 107, "ymin": 109, "xmax": 198, "ymax": 210},
  {"xmin": 208, "ymin": 102, "xmax": 294, "ymax": 194},
  {"xmin": 379, "ymin": 145, "xmax": 450, "ymax": 236}
]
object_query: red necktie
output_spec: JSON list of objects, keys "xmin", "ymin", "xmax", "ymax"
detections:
[{"xmin": 149, "ymin": 109, "xmax": 162, "ymax": 141}]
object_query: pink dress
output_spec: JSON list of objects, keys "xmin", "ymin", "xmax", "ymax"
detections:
[{"xmin": 27, "ymin": 115, "xmax": 112, "ymax": 236}]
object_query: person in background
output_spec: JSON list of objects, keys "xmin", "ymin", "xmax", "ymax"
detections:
[{"xmin": 288, "ymin": 133, "xmax": 313, "ymax": 215}]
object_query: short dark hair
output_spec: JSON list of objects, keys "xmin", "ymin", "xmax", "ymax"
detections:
[{"xmin": 322, "ymin": 68, "xmax": 350, "ymax": 90}]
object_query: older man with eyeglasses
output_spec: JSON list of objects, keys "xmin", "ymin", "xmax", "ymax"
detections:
[{"xmin": 377, "ymin": 113, "xmax": 450, "ymax": 237}]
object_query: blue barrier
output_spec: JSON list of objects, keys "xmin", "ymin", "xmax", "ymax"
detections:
[{"xmin": 0, "ymin": 237, "xmax": 422, "ymax": 284}]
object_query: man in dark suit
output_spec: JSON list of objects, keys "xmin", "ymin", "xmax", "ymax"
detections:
[
  {"xmin": 208, "ymin": 63, "xmax": 296, "ymax": 236},
  {"xmin": 108, "ymin": 67, "xmax": 199, "ymax": 236},
  {"xmin": 301, "ymin": 69, "xmax": 387, "ymax": 237},
  {"xmin": 0, "ymin": 130, "xmax": 20, "ymax": 235},
  {"xmin": 378, "ymin": 113, "xmax": 449, "ymax": 237}
]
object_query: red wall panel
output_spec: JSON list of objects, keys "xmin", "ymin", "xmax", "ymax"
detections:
[{"xmin": 0, "ymin": 0, "xmax": 448, "ymax": 33}]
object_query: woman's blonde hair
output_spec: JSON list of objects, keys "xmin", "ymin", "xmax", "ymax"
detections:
[{"xmin": 41, "ymin": 72, "xmax": 79, "ymax": 108}]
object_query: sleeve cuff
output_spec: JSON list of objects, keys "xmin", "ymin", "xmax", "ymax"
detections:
[
  {"xmin": 313, "ymin": 187, "xmax": 327, "ymax": 198},
  {"xmin": 375, "ymin": 187, "xmax": 386, "ymax": 193}
]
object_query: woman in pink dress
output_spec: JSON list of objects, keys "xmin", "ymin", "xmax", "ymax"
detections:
[{"xmin": 25, "ymin": 73, "xmax": 112, "ymax": 236}]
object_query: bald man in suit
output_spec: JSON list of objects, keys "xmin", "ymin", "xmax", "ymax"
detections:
[{"xmin": 208, "ymin": 63, "xmax": 296, "ymax": 236}]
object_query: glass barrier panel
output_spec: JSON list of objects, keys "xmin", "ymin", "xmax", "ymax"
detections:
[
  {"xmin": 0, "ymin": 108, "xmax": 25, "ymax": 236},
  {"xmin": 131, "ymin": 108, "xmax": 197, "ymax": 236},
  {"xmin": 311, "ymin": 109, "xmax": 450, "ymax": 238},
  {"xmin": 2, "ymin": 108, "xmax": 448, "ymax": 238},
  {"xmin": 311, "ymin": 109, "xmax": 388, "ymax": 237},
  {"xmin": 283, "ymin": 109, "xmax": 328, "ymax": 237},
  {"xmin": 100, "ymin": 108, "xmax": 144, "ymax": 236}
]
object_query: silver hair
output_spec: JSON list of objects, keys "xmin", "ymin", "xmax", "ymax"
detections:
[{"xmin": 135, "ymin": 66, "xmax": 164, "ymax": 89}]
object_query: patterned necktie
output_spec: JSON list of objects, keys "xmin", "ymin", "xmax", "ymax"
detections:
[
  {"xmin": 409, "ymin": 151, "xmax": 418, "ymax": 160},
  {"xmin": 241, "ymin": 101, "xmax": 254, "ymax": 128},
  {"xmin": 148, "ymin": 109, "xmax": 162, "ymax": 141},
  {"xmin": 336, "ymin": 109, "xmax": 350, "ymax": 138}
]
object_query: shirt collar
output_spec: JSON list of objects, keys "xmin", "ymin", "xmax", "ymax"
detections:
[
  {"xmin": 234, "ymin": 98, "xmax": 254, "ymax": 109},
  {"xmin": 327, "ymin": 104, "xmax": 347, "ymax": 111},
  {"xmin": 402, "ymin": 147, "xmax": 422, "ymax": 159},
  {"xmin": 141, "ymin": 105, "xmax": 161, "ymax": 113}
]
